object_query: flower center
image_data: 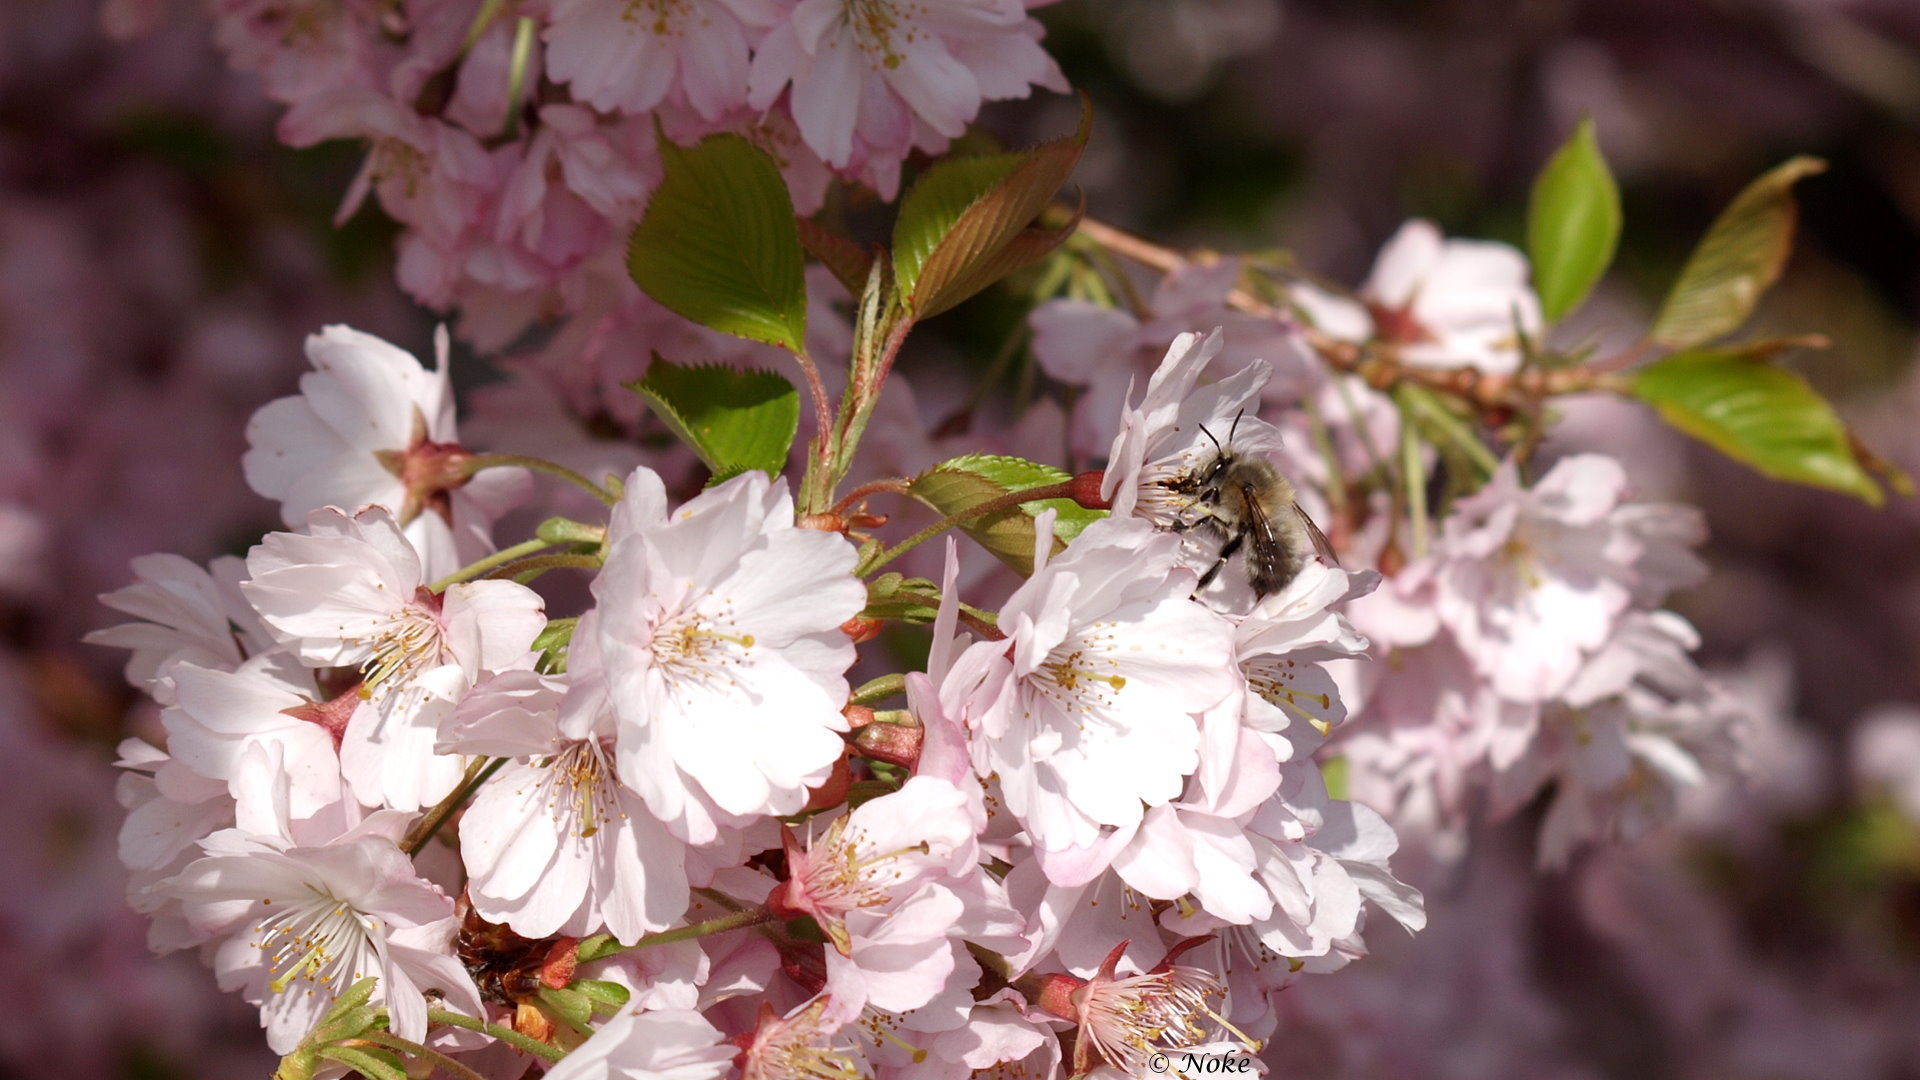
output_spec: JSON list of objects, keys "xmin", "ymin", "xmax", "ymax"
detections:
[
  {"xmin": 648, "ymin": 597, "xmax": 756, "ymax": 700},
  {"xmin": 1077, "ymin": 965, "xmax": 1257, "ymax": 1072},
  {"xmin": 255, "ymin": 888, "xmax": 379, "ymax": 999},
  {"xmin": 798, "ymin": 819, "xmax": 927, "ymax": 917},
  {"xmin": 535, "ymin": 740, "xmax": 623, "ymax": 840},
  {"xmin": 1244, "ymin": 657, "xmax": 1333, "ymax": 734},
  {"xmin": 1037, "ymin": 637, "xmax": 1129, "ymax": 715},
  {"xmin": 622, "ymin": 0, "xmax": 689, "ymax": 36},
  {"xmin": 743, "ymin": 1000, "xmax": 861, "ymax": 1080},
  {"xmin": 358, "ymin": 588, "xmax": 446, "ymax": 696},
  {"xmin": 844, "ymin": 0, "xmax": 925, "ymax": 70}
]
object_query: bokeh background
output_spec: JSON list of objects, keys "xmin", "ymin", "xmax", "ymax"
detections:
[{"xmin": 3, "ymin": 0, "xmax": 1919, "ymax": 1076}]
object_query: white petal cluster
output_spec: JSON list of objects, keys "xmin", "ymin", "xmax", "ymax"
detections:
[{"xmin": 96, "ymin": 322, "xmax": 1434, "ymax": 1078}]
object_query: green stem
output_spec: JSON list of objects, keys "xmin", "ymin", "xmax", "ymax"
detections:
[
  {"xmin": 404, "ymin": 758, "xmax": 506, "ymax": 856},
  {"xmin": 851, "ymin": 673, "xmax": 907, "ymax": 707},
  {"xmin": 1398, "ymin": 384, "xmax": 1500, "ymax": 477},
  {"xmin": 429, "ymin": 539, "xmax": 552, "ymax": 593},
  {"xmin": 576, "ymin": 905, "xmax": 778, "ymax": 962},
  {"xmin": 465, "ymin": 453, "xmax": 618, "ymax": 506},
  {"xmin": 426, "ymin": 1009, "xmax": 566, "ymax": 1064},
  {"xmin": 827, "ymin": 315, "xmax": 916, "ymax": 504},
  {"xmin": 486, "ymin": 553, "xmax": 603, "ymax": 582},
  {"xmin": 358, "ymin": 1032, "xmax": 489, "ymax": 1080},
  {"xmin": 500, "ymin": 16, "xmax": 536, "ymax": 139},
  {"xmin": 1399, "ymin": 410, "xmax": 1429, "ymax": 561},
  {"xmin": 1301, "ymin": 398, "xmax": 1349, "ymax": 518},
  {"xmin": 861, "ymin": 479, "xmax": 1078, "ymax": 576}
]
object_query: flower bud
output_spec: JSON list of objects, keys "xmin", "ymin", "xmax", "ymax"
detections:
[
  {"xmin": 1069, "ymin": 470, "xmax": 1111, "ymax": 510},
  {"xmin": 853, "ymin": 715, "xmax": 922, "ymax": 769}
]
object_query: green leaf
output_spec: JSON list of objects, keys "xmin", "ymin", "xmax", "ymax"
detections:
[
  {"xmin": 1652, "ymin": 157, "xmax": 1827, "ymax": 348},
  {"xmin": 628, "ymin": 357, "xmax": 798, "ymax": 479},
  {"xmin": 1527, "ymin": 118, "xmax": 1621, "ymax": 323},
  {"xmin": 893, "ymin": 153, "xmax": 1024, "ymax": 297},
  {"xmin": 574, "ymin": 934, "xmax": 618, "ymax": 963},
  {"xmin": 893, "ymin": 95, "xmax": 1091, "ymax": 318},
  {"xmin": 319, "ymin": 977, "xmax": 381, "ymax": 1027},
  {"xmin": 569, "ymin": 979, "xmax": 632, "ymax": 1013},
  {"xmin": 908, "ymin": 454, "xmax": 1106, "ymax": 575},
  {"xmin": 861, "ymin": 573, "xmax": 944, "ymax": 624},
  {"xmin": 534, "ymin": 987, "xmax": 597, "ymax": 1037},
  {"xmin": 317, "ymin": 1046, "xmax": 407, "ymax": 1080},
  {"xmin": 1632, "ymin": 349, "xmax": 1883, "ymax": 504},
  {"xmin": 628, "ymin": 132, "xmax": 808, "ymax": 351},
  {"xmin": 797, "ymin": 216, "xmax": 876, "ymax": 298}
]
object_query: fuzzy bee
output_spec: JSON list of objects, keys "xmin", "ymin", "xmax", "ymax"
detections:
[{"xmin": 1160, "ymin": 416, "xmax": 1339, "ymax": 599}]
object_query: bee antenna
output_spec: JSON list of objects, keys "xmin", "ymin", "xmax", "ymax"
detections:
[
  {"xmin": 1197, "ymin": 422, "xmax": 1223, "ymax": 453},
  {"xmin": 1229, "ymin": 409, "xmax": 1244, "ymax": 444}
]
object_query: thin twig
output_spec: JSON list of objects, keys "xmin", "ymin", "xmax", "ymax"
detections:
[{"xmin": 1075, "ymin": 216, "xmax": 1633, "ymax": 410}]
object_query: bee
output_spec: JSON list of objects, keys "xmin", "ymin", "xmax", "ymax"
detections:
[{"xmin": 1161, "ymin": 414, "xmax": 1339, "ymax": 599}]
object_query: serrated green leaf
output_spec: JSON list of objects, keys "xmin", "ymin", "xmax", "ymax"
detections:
[
  {"xmin": 628, "ymin": 133, "xmax": 808, "ymax": 351},
  {"xmin": 628, "ymin": 357, "xmax": 798, "ymax": 480},
  {"xmin": 797, "ymin": 216, "xmax": 876, "ymax": 297},
  {"xmin": 893, "ymin": 95, "xmax": 1091, "ymax": 318},
  {"xmin": 909, "ymin": 454, "xmax": 1106, "ymax": 575},
  {"xmin": 1632, "ymin": 349, "xmax": 1883, "ymax": 503},
  {"xmin": 1652, "ymin": 157, "xmax": 1826, "ymax": 348},
  {"xmin": 317, "ymin": 1046, "xmax": 407, "ymax": 1080},
  {"xmin": 1528, "ymin": 118, "xmax": 1620, "ymax": 323},
  {"xmin": 917, "ymin": 195, "xmax": 1084, "ymax": 321},
  {"xmin": 893, "ymin": 154, "xmax": 1025, "ymax": 298}
]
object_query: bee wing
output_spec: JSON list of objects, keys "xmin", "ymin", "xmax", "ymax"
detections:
[
  {"xmin": 1239, "ymin": 484, "xmax": 1289, "ymax": 594},
  {"xmin": 1293, "ymin": 502, "xmax": 1342, "ymax": 567}
]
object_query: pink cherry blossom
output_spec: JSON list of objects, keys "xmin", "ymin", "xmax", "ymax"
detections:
[
  {"xmin": 163, "ymin": 812, "xmax": 483, "ymax": 1054},
  {"xmin": 243, "ymin": 505, "xmax": 546, "ymax": 810},
  {"xmin": 1360, "ymin": 218, "xmax": 1544, "ymax": 374},
  {"xmin": 541, "ymin": 1003, "xmax": 736, "ymax": 1080},
  {"xmin": 594, "ymin": 466, "xmax": 865, "ymax": 842},
  {"xmin": 966, "ymin": 515, "xmax": 1240, "ymax": 880},
  {"xmin": 546, "ymin": 0, "xmax": 777, "ymax": 121},
  {"xmin": 444, "ymin": 613, "xmax": 695, "ymax": 943},
  {"xmin": 243, "ymin": 325, "xmax": 528, "ymax": 577},
  {"xmin": 747, "ymin": 0, "xmax": 1066, "ymax": 192}
]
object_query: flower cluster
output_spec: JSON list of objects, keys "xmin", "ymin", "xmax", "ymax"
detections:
[
  {"xmin": 1036, "ymin": 219, "xmax": 1749, "ymax": 868},
  {"xmin": 97, "ymin": 325, "xmax": 1424, "ymax": 1076},
  {"xmin": 118, "ymin": 0, "xmax": 1064, "ymax": 348}
]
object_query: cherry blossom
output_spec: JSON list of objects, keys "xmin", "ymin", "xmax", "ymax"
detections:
[
  {"xmin": 445, "ymin": 613, "xmax": 694, "ymax": 943},
  {"xmin": 243, "ymin": 325, "xmax": 528, "ymax": 577},
  {"xmin": 1359, "ymin": 219, "xmax": 1544, "ymax": 375},
  {"xmin": 546, "ymin": 0, "xmax": 777, "ymax": 121},
  {"xmin": 595, "ymin": 466, "xmax": 865, "ymax": 843},
  {"xmin": 163, "ymin": 811, "xmax": 482, "ymax": 1054},
  {"xmin": 747, "ymin": 0, "xmax": 1067, "ymax": 194},
  {"xmin": 540, "ymin": 1003, "xmax": 736, "ymax": 1080},
  {"xmin": 968, "ymin": 515, "xmax": 1240, "ymax": 879},
  {"xmin": 242, "ymin": 505, "xmax": 546, "ymax": 811}
]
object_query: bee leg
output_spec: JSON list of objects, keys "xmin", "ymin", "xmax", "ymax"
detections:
[{"xmin": 1194, "ymin": 529, "xmax": 1245, "ymax": 593}]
